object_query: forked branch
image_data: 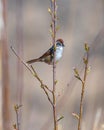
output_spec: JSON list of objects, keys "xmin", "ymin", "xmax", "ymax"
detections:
[{"xmin": 11, "ymin": 46, "xmax": 53, "ymax": 106}]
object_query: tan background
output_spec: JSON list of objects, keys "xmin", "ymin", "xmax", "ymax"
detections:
[{"xmin": 0, "ymin": 0, "xmax": 104, "ymax": 130}]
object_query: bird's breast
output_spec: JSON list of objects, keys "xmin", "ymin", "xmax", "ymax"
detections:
[{"xmin": 55, "ymin": 46, "xmax": 63, "ymax": 61}]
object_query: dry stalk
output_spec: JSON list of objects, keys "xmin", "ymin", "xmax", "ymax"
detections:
[
  {"xmin": 74, "ymin": 44, "xmax": 90, "ymax": 130},
  {"xmin": 11, "ymin": 46, "xmax": 53, "ymax": 106},
  {"xmin": 13, "ymin": 105, "xmax": 22, "ymax": 130},
  {"xmin": 49, "ymin": 0, "xmax": 58, "ymax": 129},
  {"xmin": 78, "ymin": 46, "xmax": 89, "ymax": 130},
  {"xmin": 1, "ymin": 0, "xmax": 11, "ymax": 130}
]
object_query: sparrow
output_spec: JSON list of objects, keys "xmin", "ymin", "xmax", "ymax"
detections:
[{"xmin": 27, "ymin": 39, "xmax": 64, "ymax": 65}]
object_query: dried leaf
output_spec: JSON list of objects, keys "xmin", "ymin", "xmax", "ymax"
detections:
[
  {"xmin": 48, "ymin": 8, "xmax": 52, "ymax": 15},
  {"xmin": 74, "ymin": 75, "xmax": 82, "ymax": 82},
  {"xmin": 14, "ymin": 104, "xmax": 22, "ymax": 112},
  {"xmin": 14, "ymin": 105, "xmax": 18, "ymax": 112},
  {"xmin": 57, "ymin": 116, "xmax": 64, "ymax": 122},
  {"xmin": 49, "ymin": 28, "xmax": 53, "ymax": 34},
  {"xmin": 13, "ymin": 124, "xmax": 17, "ymax": 129},
  {"xmin": 50, "ymin": 22, "xmax": 53, "ymax": 28},
  {"xmin": 56, "ymin": 26, "xmax": 60, "ymax": 31},
  {"xmin": 73, "ymin": 68, "xmax": 79, "ymax": 77},
  {"xmin": 55, "ymin": 80, "xmax": 58, "ymax": 85},
  {"xmin": 51, "ymin": 32, "xmax": 55, "ymax": 38},
  {"xmin": 87, "ymin": 66, "xmax": 91, "ymax": 73},
  {"xmin": 84, "ymin": 43, "xmax": 89, "ymax": 52},
  {"xmin": 72, "ymin": 112, "xmax": 79, "ymax": 120},
  {"xmin": 83, "ymin": 57, "xmax": 88, "ymax": 64}
]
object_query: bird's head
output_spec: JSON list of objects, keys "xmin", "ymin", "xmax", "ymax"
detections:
[{"xmin": 56, "ymin": 39, "xmax": 65, "ymax": 47}]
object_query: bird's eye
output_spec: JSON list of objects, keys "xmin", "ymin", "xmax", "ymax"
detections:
[{"xmin": 56, "ymin": 42, "xmax": 61, "ymax": 46}]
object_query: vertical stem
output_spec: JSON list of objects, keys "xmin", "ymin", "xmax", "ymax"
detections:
[
  {"xmin": 78, "ymin": 82, "xmax": 84, "ymax": 130},
  {"xmin": 78, "ymin": 52, "xmax": 89, "ymax": 130},
  {"xmin": 15, "ymin": 0, "xmax": 24, "ymax": 129},
  {"xmin": 16, "ymin": 110, "xmax": 19, "ymax": 130},
  {"xmin": 1, "ymin": 0, "xmax": 11, "ymax": 130},
  {"xmin": 52, "ymin": 0, "xmax": 57, "ymax": 130},
  {"xmin": 16, "ymin": 0, "xmax": 24, "ymax": 106}
]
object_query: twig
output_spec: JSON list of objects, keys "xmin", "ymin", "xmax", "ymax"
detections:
[
  {"xmin": 50, "ymin": 0, "xmax": 58, "ymax": 129},
  {"xmin": 13, "ymin": 104, "xmax": 22, "ymax": 130},
  {"xmin": 30, "ymin": 65, "xmax": 52, "ymax": 93},
  {"xmin": 11, "ymin": 46, "xmax": 34, "ymax": 75},
  {"xmin": 15, "ymin": 1, "xmax": 24, "ymax": 127},
  {"xmin": 15, "ymin": 107, "xmax": 19, "ymax": 130},
  {"xmin": 78, "ymin": 44, "xmax": 89, "ymax": 130},
  {"xmin": 30, "ymin": 65, "xmax": 53, "ymax": 106},
  {"xmin": 11, "ymin": 46, "xmax": 53, "ymax": 105}
]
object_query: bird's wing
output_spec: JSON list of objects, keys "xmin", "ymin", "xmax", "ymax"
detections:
[{"xmin": 39, "ymin": 45, "xmax": 54, "ymax": 59}]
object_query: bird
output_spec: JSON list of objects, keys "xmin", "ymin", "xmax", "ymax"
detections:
[{"xmin": 26, "ymin": 39, "xmax": 64, "ymax": 65}]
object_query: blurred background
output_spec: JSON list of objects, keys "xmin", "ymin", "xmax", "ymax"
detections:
[{"xmin": 0, "ymin": 0, "xmax": 104, "ymax": 130}]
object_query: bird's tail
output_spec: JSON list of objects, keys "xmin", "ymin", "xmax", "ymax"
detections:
[{"xmin": 26, "ymin": 58, "xmax": 40, "ymax": 64}]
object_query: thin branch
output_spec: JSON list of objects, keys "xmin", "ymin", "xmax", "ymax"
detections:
[
  {"xmin": 42, "ymin": 85, "xmax": 53, "ymax": 106},
  {"xmin": 11, "ymin": 46, "xmax": 34, "ymax": 75},
  {"xmin": 11, "ymin": 46, "xmax": 53, "ymax": 106},
  {"xmin": 15, "ymin": 1, "xmax": 24, "ymax": 127},
  {"xmin": 15, "ymin": 108, "xmax": 20, "ymax": 130},
  {"xmin": 52, "ymin": 0, "xmax": 57, "ymax": 129},
  {"xmin": 1, "ymin": 0, "xmax": 11, "ymax": 130},
  {"xmin": 13, "ymin": 105, "xmax": 22, "ymax": 130},
  {"xmin": 30, "ymin": 65, "xmax": 53, "ymax": 106},
  {"xmin": 30, "ymin": 65, "xmax": 52, "ymax": 93},
  {"xmin": 78, "ymin": 45, "xmax": 89, "ymax": 130}
]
